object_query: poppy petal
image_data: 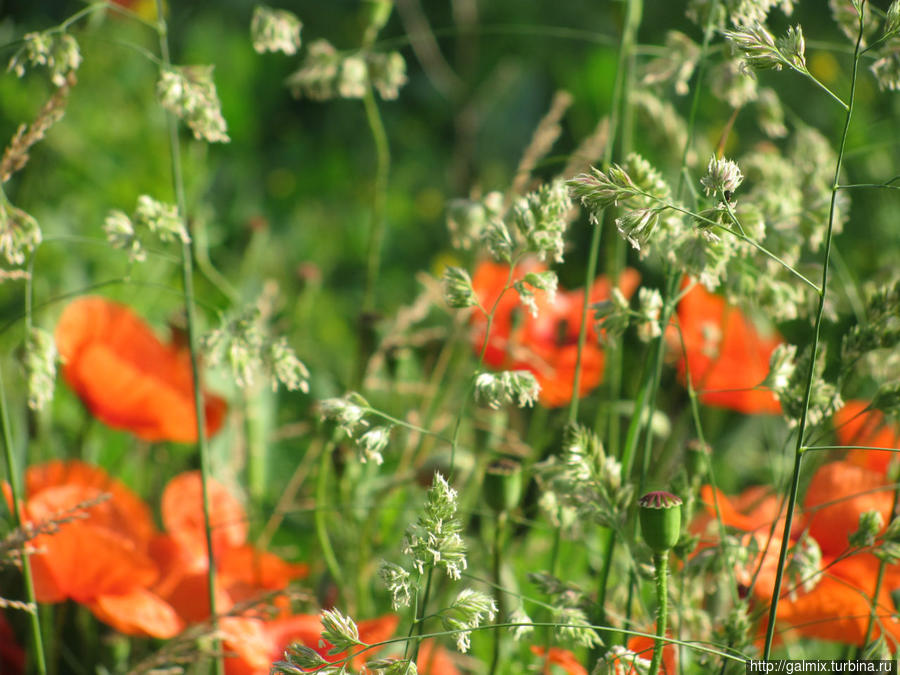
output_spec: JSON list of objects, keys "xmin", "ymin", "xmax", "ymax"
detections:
[
  {"xmin": 530, "ymin": 646, "xmax": 588, "ymax": 675},
  {"xmin": 162, "ymin": 471, "xmax": 248, "ymax": 570},
  {"xmin": 470, "ymin": 260, "xmax": 640, "ymax": 407},
  {"xmin": 55, "ymin": 297, "xmax": 226, "ymax": 442},
  {"xmin": 218, "ymin": 545, "xmax": 309, "ymax": 605},
  {"xmin": 26, "ymin": 516, "xmax": 158, "ymax": 603},
  {"xmin": 676, "ymin": 284, "xmax": 781, "ymax": 414},
  {"xmin": 24, "ymin": 460, "xmax": 156, "ymax": 548},
  {"xmin": 89, "ymin": 587, "xmax": 183, "ymax": 638},
  {"xmin": 804, "ymin": 461, "xmax": 892, "ymax": 557},
  {"xmin": 417, "ymin": 640, "xmax": 461, "ymax": 675},
  {"xmin": 835, "ymin": 401, "xmax": 900, "ymax": 474}
]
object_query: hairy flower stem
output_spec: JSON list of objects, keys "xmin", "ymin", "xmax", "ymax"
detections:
[
  {"xmin": 0, "ymin": 362, "xmax": 47, "ymax": 675},
  {"xmin": 762, "ymin": 7, "xmax": 866, "ymax": 660},
  {"xmin": 594, "ymin": 268, "xmax": 677, "ymax": 647},
  {"xmin": 154, "ymin": 3, "xmax": 222, "ymax": 672},
  {"xmin": 649, "ymin": 551, "xmax": 669, "ymax": 675}
]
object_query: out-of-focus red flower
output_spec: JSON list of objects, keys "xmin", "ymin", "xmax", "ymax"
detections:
[
  {"xmin": 625, "ymin": 634, "xmax": 677, "ymax": 674},
  {"xmin": 693, "ymin": 484, "xmax": 805, "ymax": 544},
  {"xmin": 530, "ymin": 645, "xmax": 587, "ymax": 675},
  {"xmin": 804, "ymin": 461, "xmax": 893, "ymax": 556},
  {"xmin": 675, "ymin": 283, "xmax": 782, "ymax": 414},
  {"xmin": 416, "ymin": 640, "xmax": 461, "ymax": 675},
  {"xmin": 835, "ymin": 400, "xmax": 900, "ymax": 474},
  {"xmin": 151, "ymin": 471, "xmax": 307, "ymax": 624},
  {"xmin": 221, "ymin": 613, "xmax": 399, "ymax": 675},
  {"xmin": 0, "ymin": 612, "xmax": 24, "ymax": 675},
  {"xmin": 55, "ymin": 297, "xmax": 227, "ymax": 443},
  {"xmin": 161, "ymin": 471, "xmax": 249, "ymax": 572},
  {"xmin": 694, "ymin": 461, "xmax": 900, "ymax": 649},
  {"xmin": 8, "ymin": 460, "xmax": 182, "ymax": 638},
  {"xmin": 470, "ymin": 260, "xmax": 640, "ymax": 407}
]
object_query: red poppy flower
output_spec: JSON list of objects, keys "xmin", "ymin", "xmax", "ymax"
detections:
[
  {"xmin": 834, "ymin": 400, "xmax": 900, "ymax": 474},
  {"xmin": 55, "ymin": 296, "xmax": 227, "ymax": 442},
  {"xmin": 151, "ymin": 471, "xmax": 307, "ymax": 624},
  {"xmin": 8, "ymin": 460, "xmax": 182, "ymax": 638},
  {"xmin": 416, "ymin": 640, "xmax": 461, "ymax": 675},
  {"xmin": 804, "ymin": 461, "xmax": 893, "ymax": 556},
  {"xmin": 470, "ymin": 260, "xmax": 640, "ymax": 407},
  {"xmin": 624, "ymin": 634, "xmax": 677, "ymax": 675},
  {"xmin": 675, "ymin": 283, "xmax": 782, "ymax": 414},
  {"xmin": 693, "ymin": 484, "xmax": 805, "ymax": 544},
  {"xmin": 221, "ymin": 613, "xmax": 399, "ymax": 675},
  {"xmin": 530, "ymin": 645, "xmax": 588, "ymax": 675},
  {"xmin": 749, "ymin": 538, "xmax": 900, "ymax": 649},
  {"xmin": 694, "ymin": 462, "xmax": 900, "ymax": 649}
]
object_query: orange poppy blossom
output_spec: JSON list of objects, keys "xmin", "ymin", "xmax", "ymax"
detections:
[
  {"xmin": 530, "ymin": 635, "xmax": 676, "ymax": 675},
  {"xmin": 620, "ymin": 634, "xmax": 677, "ymax": 675},
  {"xmin": 834, "ymin": 400, "xmax": 900, "ymax": 474},
  {"xmin": 695, "ymin": 461, "xmax": 900, "ymax": 649},
  {"xmin": 54, "ymin": 296, "xmax": 227, "ymax": 442},
  {"xmin": 692, "ymin": 484, "xmax": 805, "ymax": 546},
  {"xmin": 6, "ymin": 460, "xmax": 182, "ymax": 638},
  {"xmin": 674, "ymin": 283, "xmax": 782, "ymax": 414},
  {"xmin": 5, "ymin": 461, "xmax": 307, "ymax": 640},
  {"xmin": 148, "ymin": 471, "xmax": 308, "ymax": 625},
  {"xmin": 221, "ymin": 613, "xmax": 402, "ymax": 675},
  {"xmin": 470, "ymin": 260, "xmax": 641, "ymax": 407},
  {"xmin": 530, "ymin": 645, "xmax": 587, "ymax": 675}
]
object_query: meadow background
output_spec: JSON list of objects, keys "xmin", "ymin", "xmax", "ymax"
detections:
[{"xmin": 1, "ymin": 0, "xmax": 900, "ymax": 673}]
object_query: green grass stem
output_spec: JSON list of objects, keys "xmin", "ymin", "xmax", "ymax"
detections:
[{"xmin": 761, "ymin": 6, "xmax": 865, "ymax": 660}]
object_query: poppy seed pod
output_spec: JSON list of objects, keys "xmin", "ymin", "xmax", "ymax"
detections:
[
  {"xmin": 484, "ymin": 457, "xmax": 523, "ymax": 514},
  {"xmin": 639, "ymin": 491, "xmax": 683, "ymax": 553}
]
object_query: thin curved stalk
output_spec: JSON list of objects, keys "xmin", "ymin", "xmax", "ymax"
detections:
[
  {"xmin": 361, "ymin": 81, "xmax": 391, "ymax": 314},
  {"xmin": 154, "ymin": 2, "xmax": 223, "ymax": 672},
  {"xmin": 761, "ymin": 8, "xmax": 865, "ymax": 660},
  {"xmin": 315, "ymin": 440, "xmax": 346, "ymax": 592}
]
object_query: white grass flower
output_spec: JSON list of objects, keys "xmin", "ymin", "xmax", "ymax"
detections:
[
  {"xmin": 251, "ymin": 5, "xmax": 302, "ymax": 55},
  {"xmin": 701, "ymin": 156, "xmax": 744, "ymax": 198},
  {"xmin": 157, "ymin": 66, "xmax": 230, "ymax": 143},
  {"xmin": 0, "ymin": 200, "xmax": 41, "ymax": 265}
]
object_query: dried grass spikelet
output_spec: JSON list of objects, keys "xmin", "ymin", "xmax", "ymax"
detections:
[
  {"xmin": 1, "ymin": 72, "xmax": 76, "ymax": 184},
  {"xmin": 508, "ymin": 90, "xmax": 573, "ymax": 202}
]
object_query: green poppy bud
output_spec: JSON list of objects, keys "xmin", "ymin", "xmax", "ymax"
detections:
[
  {"xmin": 639, "ymin": 491, "xmax": 683, "ymax": 553},
  {"xmin": 484, "ymin": 457, "xmax": 523, "ymax": 514}
]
